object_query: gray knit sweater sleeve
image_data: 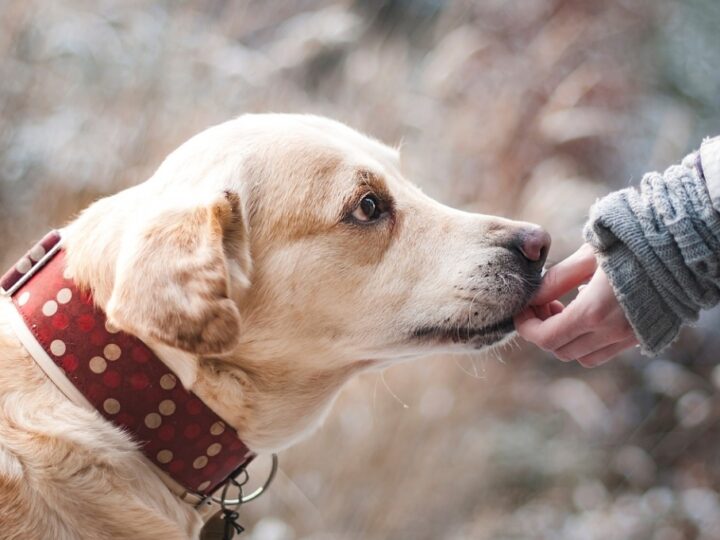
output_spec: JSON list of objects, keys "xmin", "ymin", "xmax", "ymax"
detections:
[{"xmin": 583, "ymin": 137, "xmax": 720, "ymax": 355}]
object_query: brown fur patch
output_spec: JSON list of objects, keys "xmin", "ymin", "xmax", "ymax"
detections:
[{"xmin": 107, "ymin": 191, "xmax": 248, "ymax": 355}]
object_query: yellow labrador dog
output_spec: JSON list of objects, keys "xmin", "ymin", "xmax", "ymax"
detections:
[{"xmin": 0, "ymin": 114, "xmax": 549, "ymax": 539}]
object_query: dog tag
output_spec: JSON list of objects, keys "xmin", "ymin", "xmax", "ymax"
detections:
[
  {"xmin": 201, "ymin": 509, "xmax": 245, "ymax": 540},
  {"xmin": 200, "ymin": 512, "xmax": 233, "ymax": 540}
]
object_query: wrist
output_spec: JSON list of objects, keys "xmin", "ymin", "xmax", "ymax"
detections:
[{"xmin": 593, "ymin": 243, "xmax": 681, "ymax": 355}]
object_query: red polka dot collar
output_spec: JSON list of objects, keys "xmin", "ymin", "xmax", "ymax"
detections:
[{"xmin": 1, "ymin": 231, "xmax": 255, "ymax": 500}]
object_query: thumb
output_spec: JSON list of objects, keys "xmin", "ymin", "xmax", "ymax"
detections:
[{"xmin": 531, "ymin": 243, "xmax": 598, "ymax": 305}]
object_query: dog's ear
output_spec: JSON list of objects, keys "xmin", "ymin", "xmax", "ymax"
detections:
[{"xmin": 106, "ymin": 190, "xmax": 250, "ymax": 356}]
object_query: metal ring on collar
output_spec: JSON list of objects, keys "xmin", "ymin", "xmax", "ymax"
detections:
[{"xmin": 212, "ymin": 453, "xmax": 278, "ymax": 506}]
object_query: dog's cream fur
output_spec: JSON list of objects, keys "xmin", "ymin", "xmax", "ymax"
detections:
[{"xmin": 0, "ymin": 114, "xmax": 544, "ymax": 539}]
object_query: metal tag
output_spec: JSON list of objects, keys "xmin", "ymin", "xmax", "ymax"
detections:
[{"xmin": 200, "ymin": 512, "xmax": 233, "ymax": 540}]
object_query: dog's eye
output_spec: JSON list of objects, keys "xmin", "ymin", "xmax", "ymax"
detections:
[{"xmin": 352, "ymin": 194, "xmax": 382, "ymax": 222}]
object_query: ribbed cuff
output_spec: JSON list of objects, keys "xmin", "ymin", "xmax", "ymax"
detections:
[{"xmin": 594, "ymin": 242, "xmax": 681, "ymax": 355}]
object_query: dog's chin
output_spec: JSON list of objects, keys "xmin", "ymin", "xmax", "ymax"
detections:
[{"xmin": 412, "ymin": 317, "xmax": 515, "ymax": 350}]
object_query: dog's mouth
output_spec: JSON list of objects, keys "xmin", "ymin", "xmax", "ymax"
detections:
[
  {"xmin": 411, "ymin": 317, "xmax": 515, "ymax": 348},
  {"xmin": 410, "ymin": 272, "xmax": 540, "ymax": 349}
]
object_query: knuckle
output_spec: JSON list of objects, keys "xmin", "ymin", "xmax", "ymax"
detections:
[{"xmin": 584, "ymin": 309, "xmax": 604, "ymax": 326}]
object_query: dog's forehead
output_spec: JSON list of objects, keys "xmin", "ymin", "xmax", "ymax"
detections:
[
  {"xmin": 235, "ymin": 115, "xmax": 407, "ymax": 200},
  {"xmin": 293, "ymin": 114, "xmax": 400, "ymax": 167},
  {"xmin": 237, "ymin": 113, "xmax": 401, "ymax": 177}
]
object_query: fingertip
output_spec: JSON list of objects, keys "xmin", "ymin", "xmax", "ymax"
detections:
[
  {"xmin": 532, "ymin": 304, "xmax": 552, "ymax": 320},
  {"xmin": 549, "ymin": 300, "xmax": 565, "ymax": 316},
  {"xmin": 529, "ymin": 280, "xmax": 556, "ymax": 306},
  {"xmin": 513, "ymin": 307, "xmax": 533, "ymax": 328},
  {"xmin": 514, "ymin": 308, "xmax": 542, "ymax": 338},
  {"xmin": 577, "ymin": 357, "xmax": 606, "ymax": 368},
  {"xmin": 529, "ymin": 244, "xmax": 599, "ymax": 305}
]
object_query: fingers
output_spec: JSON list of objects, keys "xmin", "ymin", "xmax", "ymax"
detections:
[
  {"xmin": 531, "ymin": 303, "xmax": 552, "ymax": 320},
  {"xmin": 515, "ymin": 302, "xmax": 587, "ymax": 351},
  {"xmin": 548, "ymin": 300, "xmax": 564, "ymax": 316},
  {"xmin": 553, "ymin": 324, "xmax": 635, "ymax": 362},
  {"xmin": 514, "ymin": 306, "xmax": 536, "ymax": 327},
  {"xmin": 531, "ymin": 243, "xmax": 598, "ymax": 305},
  {"xmin": 575, "ymin": 337, "xmax": 638, "ymax": 368},
  {"xmin": 530, "ymin": 300, "xmax": 565, "ymax": 321},
  {"xmin": 516, "ymin": 264, "xmax": 637, "ymax": 368}
]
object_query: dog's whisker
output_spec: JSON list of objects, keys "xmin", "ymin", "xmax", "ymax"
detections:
[
  {"xmin": 372, "ymin": 375, "xmax": 380, "ymax": 412},
  {"xmin": 453, "ymin": 356, "xmax": 483, "ymax": 379},
  {"xmin": 380, "ymin": 370, "xmax": 409, "ymax": 409}
]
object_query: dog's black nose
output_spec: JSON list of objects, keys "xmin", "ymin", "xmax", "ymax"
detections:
[{"xmin": 514, "ymin": 226, "xmax": 551, "ymax": 270}]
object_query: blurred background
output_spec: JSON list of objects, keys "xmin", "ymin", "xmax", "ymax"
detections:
[{"xmin": 2, "ymin": 1, "xmax": 720, "ymax": 538}]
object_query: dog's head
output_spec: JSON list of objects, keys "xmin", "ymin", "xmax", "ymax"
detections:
[
  {"xmin": 68, "ymin": 114, "xmax": 548, "ymax": 362},
  {"xmin": 64, "ymin": 114, "xmax": 548, "ymax": 446}
]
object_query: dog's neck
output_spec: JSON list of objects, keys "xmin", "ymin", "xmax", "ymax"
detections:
[{"xmin": 192, "ymin": 352, "xmax": 373, "ymax": 452}]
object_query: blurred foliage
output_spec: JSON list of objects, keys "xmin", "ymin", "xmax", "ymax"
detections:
[{"xmin": 2, "ymin": 1, "xmax": 720, "ymax": 539}]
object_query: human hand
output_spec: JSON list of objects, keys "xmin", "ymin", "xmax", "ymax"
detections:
[{"xmin": 514, "ymin": 244, "xmax": 638, "ymax": 367}]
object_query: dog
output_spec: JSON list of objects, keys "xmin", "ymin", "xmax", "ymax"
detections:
[{"xmin": 0, "ymin": 114, "xmax": 549, "ymax": 539}]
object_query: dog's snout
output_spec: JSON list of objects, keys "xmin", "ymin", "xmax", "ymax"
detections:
[{"xmin": 514, "ymin": 227, "xmax": 551, "ymax": 269}]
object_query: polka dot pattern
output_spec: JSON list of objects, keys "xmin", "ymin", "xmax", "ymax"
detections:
[
  {"xmin": 157, "ymin": 449, "xmax": 173, "ymax": 464},
  {"xmin": 145, "ymin": 412, "xmax": 162, "ymax": 429},
  {"xmin": 42, "ymin": 300, "xmax": 58, "ymax": 316},
  {"xmin": 104, "ymin": 320, "xmax": 120, "ymax": 334},
  {"xmin": 8, "ymin": 244, "xmax": 255, "ymax": 496},
  {"xmin": 89, "ymin": 356, "xmax": 107, "ymax": 374},
  {"xmin": 207, "ymin": 443, "xmax": 222, "ymax": 457},
  {"xmin": 103, "ymin": 344, "xmax": 121, "ymax": 361},
  {"xmin": 159, "ymin": 399, "xmax": 176, "ymax": 416},
  {"xmin": 56, "ymin": 288, "xmax": 72, "ymax": 304},
  {"xmin": 16, "ymin": 257, "xmax": 32, "ymax": 274},
  {"xmin": 103, "ymin": 398, "xmax": 121, "ymax": 415},
  {"xmin": 210, "ymin": 421, "xmax": 225, "ymax": 436},
  {"xmin": 160, "ymin": 373, "xmax": 177, "ymax": 390},
  {"xmin": 29, "ymin": 244, "xmax": 46, "ymax": 262},
  {"xmin": 197, "ymin": 480, "xmax": 211, "ymax": 492},
  {"xmin": 50, "ymin": 339, "xmax": 66, "ymax": 356}
]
